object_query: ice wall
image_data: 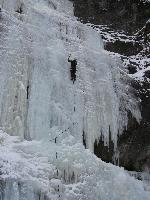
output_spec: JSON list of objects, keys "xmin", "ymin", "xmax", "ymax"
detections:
[{"xmin": 0, "ymin": 0, "xmax": 140, "ymax": 152}]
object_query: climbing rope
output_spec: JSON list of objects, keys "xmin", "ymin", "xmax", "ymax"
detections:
[{"xmin": 49, "ymin": 128, "xmax": 70, "ymax": 142}]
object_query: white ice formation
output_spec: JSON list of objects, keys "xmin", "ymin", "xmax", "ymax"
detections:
[
  {"xmin": 0, "ymin": 0, "xmax": 148, "ymax": 200},
  {"xmin": 0, "ymin": 0, "xmax": 140, "ymax": 150},
  {"xmin": 0, "ymin": 130, "xmax": 150, "ymax": 200}
]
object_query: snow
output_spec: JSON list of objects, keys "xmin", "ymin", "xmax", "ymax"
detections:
[
  {"xmin": 0, "ymin": 130, "xmax": 150, "ymax": 200},
  {"xmin": 129, "ymin": 171, "xmax": 150, "ymax": 191},
  {"xmin": 131, "ymin": 65, "xmax": 150, "ymax": 81},
  {"xmin": 86, "ymin": 22, "xmax": 150, "ymax": 82},
  {"xmin": 87, "ymin": 24, "xmax": 136, "ymax": 44},
  {"xmin": 141, "ymin": 0, "xmax": 150, "ymax": 3}
]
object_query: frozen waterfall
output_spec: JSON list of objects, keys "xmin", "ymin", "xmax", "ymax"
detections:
[
  {"xmin": 0, "ymin": 0, "xmax": 140, "ymax": 150},
  {"xmin": 0, "ymin": 0, "xmax": 148, "ymax": 200}
]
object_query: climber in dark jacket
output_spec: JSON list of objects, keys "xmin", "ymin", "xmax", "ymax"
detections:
[{"xmin": 68, "ymin": 55, "xmax": 77, "ymax": 84}]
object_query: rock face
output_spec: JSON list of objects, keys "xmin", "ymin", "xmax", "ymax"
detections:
[
  {"xmin": 71, "ymin": 0, "xmax": 150, "ymax": 171},
  {"xmin": 71, "ymin": 0, "xmax": 150, "ymax": 33},
  {"xmin": 118, "ymin": 77, "xmax": 150, "ymax": 172}
]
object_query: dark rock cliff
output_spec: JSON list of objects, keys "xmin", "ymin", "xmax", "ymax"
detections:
[
  {"xmin": 71, "ymin": 0, "xmax": 150, "ymax": 33},
  {"xmin": 71, "ymin": 0, "xmax": 150, "ymax": 172}
]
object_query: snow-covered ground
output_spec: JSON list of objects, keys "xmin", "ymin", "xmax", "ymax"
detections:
[{"xmin": 0, "ymin": 130, "xmax": 150, "ymax": 200}]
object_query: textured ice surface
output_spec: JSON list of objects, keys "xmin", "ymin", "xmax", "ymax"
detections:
[
  {"xmin": 0, "ymin": 131, "xmax": 150, "ymax": 200},
  {"xmin": 0, "ymin": 0, "xmax": 141, "ymax": 151}
]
